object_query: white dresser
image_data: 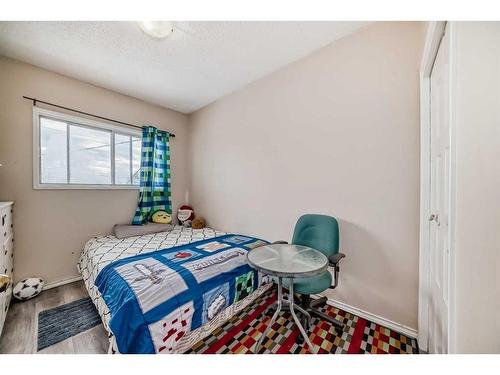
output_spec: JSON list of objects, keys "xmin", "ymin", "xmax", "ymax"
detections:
[{"xmin": 0, "ymin": 202, "xmax": 14, "ymax": 337}]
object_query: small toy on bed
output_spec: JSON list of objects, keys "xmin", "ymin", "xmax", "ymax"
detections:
[
  {"xmin": 177, "ymin": 205, "xmax": 195, "ymax": 227},
  {"xmin": 151, "ymin": 210, "xmax": 172, "ymax": 224},
  {"xmin": 192, "ymin": 217, "xmax": 205, "ymax": 229}
]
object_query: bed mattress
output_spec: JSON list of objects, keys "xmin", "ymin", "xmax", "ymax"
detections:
[{"xmin": 77, "ymin": 226, "xmax": 271, "ymax": 353}]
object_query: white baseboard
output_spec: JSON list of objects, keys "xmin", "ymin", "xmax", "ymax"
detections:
[
  {"xmin": 43, "ymin": 275, "xmax": 82, "ymax": 290},
  {"xmin": 315, "ymin": 295, "xmax": 418, "ymax": 339}
]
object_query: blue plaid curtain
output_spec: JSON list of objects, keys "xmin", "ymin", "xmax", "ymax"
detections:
[{"xmin": 132, "ymin": 126, "xmax": 172, "ymax": 225}]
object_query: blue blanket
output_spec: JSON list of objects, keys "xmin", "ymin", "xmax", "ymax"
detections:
[{"xmin": 95, "ymin": 234, "xmax": 268, "ymax": 354}]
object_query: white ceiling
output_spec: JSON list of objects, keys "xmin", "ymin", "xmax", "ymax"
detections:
[{"xmin": 0, "ymin": 21, "xmax": 369, "ymax": 113}]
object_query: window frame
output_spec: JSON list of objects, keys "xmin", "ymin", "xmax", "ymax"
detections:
[{"xmin": 33, "ymin": 107, "xmax": 142, "ymax": 190}]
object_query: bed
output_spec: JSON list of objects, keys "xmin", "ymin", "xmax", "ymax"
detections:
[{"xmin": 77, "ymin": 226, "xmax": 272, "ymax": 354}]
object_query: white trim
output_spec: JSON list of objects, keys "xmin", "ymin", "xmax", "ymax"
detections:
[
  {"xmin": 419, "ymin": 21, "xmax": 457, "ymax": 354},
  {"xmin": 447, "ymin": 22, "xmax": 458, "ymax": 355},
  {"xmin": 32, "ymin": 107, "xmax": 40, "ymax": 190},
  {"xmin": 418, "ymin": 73, "xmax": 431, "ymax": 352},
  {"xmin": 317, "ymin": 295, "xmax": 418, "ymax": 339},
  {"xmin": 418, "ymin": 21, "xmax": 447, "ymax": 353},
  {"xmin": 33, "ymin": 107, "xmax": 142, "ymax": 136},
  {"xmin": 420, "ymin": 22, "xmax": 447, "ymax": 76},
  {"xmin": 42, "ymin": 275, "xmax": 82, "ymax": 290},
  {"xmin": 32, "ymin": 106, "xmax": 141, "ymax": 190},
  {"xmin": 33, "ymin": 183, "xmax": 140, "ymax": 190}
]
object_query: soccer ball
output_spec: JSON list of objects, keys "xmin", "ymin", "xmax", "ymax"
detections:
[{"xmin": 13, "ymin": 277, "xmax": 44, "ymax": 301}]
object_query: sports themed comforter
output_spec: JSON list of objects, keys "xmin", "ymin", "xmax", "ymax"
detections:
[{"xmin": 94, "ymin": 234, "xmax": 269, "ymax": 354}]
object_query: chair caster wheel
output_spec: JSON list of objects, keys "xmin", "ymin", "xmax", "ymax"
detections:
[
  {"xmin": 296, "ymin": 317, "xmax": 308, "ymax": 345},
  {"xmin": 334, "ymin": 325, "xmax": 344, "ymax": 335}
]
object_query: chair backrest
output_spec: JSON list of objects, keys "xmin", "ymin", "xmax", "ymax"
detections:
[{"xmin": 291, "ymin": 214, "xmax": 339, "ymax": 257}]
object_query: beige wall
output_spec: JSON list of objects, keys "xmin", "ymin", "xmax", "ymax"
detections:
[
  {"xmin": 188, "ymin": 22, "xmax": 425, "ymax": 329},
  {"xmin": 0, "ymin": 56, "xmax": 189, "ymax": 285},
  {"xmin": 0, "ymin": 22, "xmax": 427, "ymax": 331},
  {"xmin": 452, "ymin": 22, "xmax": 500, "ymax": 353}
]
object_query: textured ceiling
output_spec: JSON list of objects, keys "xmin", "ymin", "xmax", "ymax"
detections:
[{"xmin": 0, "ymin": 21, "xmax": 369, "ymax": 113}]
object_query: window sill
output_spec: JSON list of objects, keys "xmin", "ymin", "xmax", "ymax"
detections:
[{"xmin": 33, "ymin": 183, "xmax": 140, "ymax": 190}]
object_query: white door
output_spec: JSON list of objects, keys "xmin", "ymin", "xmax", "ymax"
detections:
[{"xmin": 428, "ymin": 27, "xmax": 450, "ymax": 354}]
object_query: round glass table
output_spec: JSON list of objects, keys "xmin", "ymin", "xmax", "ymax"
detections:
[{"xmin": 247, "ymin": 244, "xmax": 328, "ymax": 354}]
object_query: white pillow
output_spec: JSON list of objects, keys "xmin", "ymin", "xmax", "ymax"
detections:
[{"xmin": 13, "ymin": 277, "xmax": 44, "ymax": 301}]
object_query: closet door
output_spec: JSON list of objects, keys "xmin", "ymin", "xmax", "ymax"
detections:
[{"xmin": 428, "ymin": 26, "xmax": 451, "ymax": 354}]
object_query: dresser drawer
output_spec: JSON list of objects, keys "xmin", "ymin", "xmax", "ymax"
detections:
[
  {"xmin": 0, "ymin": 293, "xmax": 5, "ymax": 337},
  {"xmin": 0, "ymin": 272, "xmax": 9, "ymax": 336},
  {"xmin": 0, "ymin": 244, "xmax": 4, "ymax": 277},
  {"xmin": 4, "ymin": 283, "xmax": 12, "ymax": 313},
  {"xmin": 2, "ymin": 235, "xmax": 13, "ymax": 276},
  {"xmin": 0, "ymin": 203, "xmax": 13, "ymax": 338},
  {"xmin": 0, "ymin": 280, "xmax": 8, "ymax": 336},
  {"xmin": 0, "ymin": 207, "xmax": 13, "ymax": 240}
]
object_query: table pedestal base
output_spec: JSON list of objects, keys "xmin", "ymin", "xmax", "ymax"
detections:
[{"xmin": 253, "ymin": 277, "xmax": 317, "ymax": 354}]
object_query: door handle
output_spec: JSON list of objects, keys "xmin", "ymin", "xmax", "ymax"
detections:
[{"xmin": 428, "ymin": 213, "xmax": 440, "ymax": 225}]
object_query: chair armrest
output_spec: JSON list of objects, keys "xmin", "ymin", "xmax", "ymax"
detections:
[
  {"xmin": 329, "ymin": 253, "xmax": 346, "ymax": 265},
  {"xmin": 272, "ymin": 240, "xmax": 288, "ymax": 244}
]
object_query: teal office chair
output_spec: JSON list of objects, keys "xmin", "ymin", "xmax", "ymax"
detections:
[{"xmin": 277, "ymin": 214, "xmax": 346, "ymax": 332}]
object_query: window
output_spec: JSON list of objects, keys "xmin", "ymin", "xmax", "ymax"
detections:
[{"xmin": 33, "ymin": 107, "xmax": 141, "ymax": 189}]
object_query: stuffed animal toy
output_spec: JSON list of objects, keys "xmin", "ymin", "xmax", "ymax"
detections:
[
  {"xmin": 178, "ymin": 205, "xmax": 195, "ymax": 227},
  {"xmin": 151, "ymin": 210, "xmax": 172, "ymax": 224},
  {"xmin": 192, "ymin": 217, "xmax": 205, "ymax": 229},
  {"xmin": 0, "ymin": 274, "xmax": 10, "ymax": 293}
]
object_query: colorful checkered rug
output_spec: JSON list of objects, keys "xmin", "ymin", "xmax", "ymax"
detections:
[{"xmin": 187, "ymin": 288, "xmax": 419, "ymax": 354}]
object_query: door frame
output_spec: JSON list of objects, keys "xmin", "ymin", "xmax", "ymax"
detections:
[{"xmin": 418, "ymin": 21, "xmax": 457, "ymax": 353}]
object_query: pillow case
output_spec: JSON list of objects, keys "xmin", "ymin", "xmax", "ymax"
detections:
[{"xmin": 113, "ymin": 223, "xmax": 174, "ymax": 239}]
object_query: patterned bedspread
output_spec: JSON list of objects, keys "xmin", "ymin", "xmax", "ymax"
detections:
[
  {"xmin": 77, "ymin": 226, "xmax": 271, "ymax": 353},
  {"xmin": 95, "ymin": 234, "xmax": 269, "ymax": 354}
]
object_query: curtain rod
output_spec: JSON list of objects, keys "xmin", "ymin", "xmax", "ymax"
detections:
[{"xmin": 22, "ymin": 96, "xmax": 176, "ymax": 138}]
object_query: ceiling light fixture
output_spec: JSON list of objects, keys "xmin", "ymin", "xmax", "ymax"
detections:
[{"xmin": 137, "ymin": 21, "xmax": 174, "ymax": 39}]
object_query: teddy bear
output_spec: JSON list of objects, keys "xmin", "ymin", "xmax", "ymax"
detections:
[{"xmin": 192, "ymin": 217, "xmax": 205, "ymax": 229}]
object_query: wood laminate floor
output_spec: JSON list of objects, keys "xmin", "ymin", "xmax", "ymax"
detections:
[
  {"xmin": 0, "ymin": 281, "xmax": 109, "ymax": 354},
  {"xmin": 0, "ymin": 281, "xmax": 420, "ymax": 355}
]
